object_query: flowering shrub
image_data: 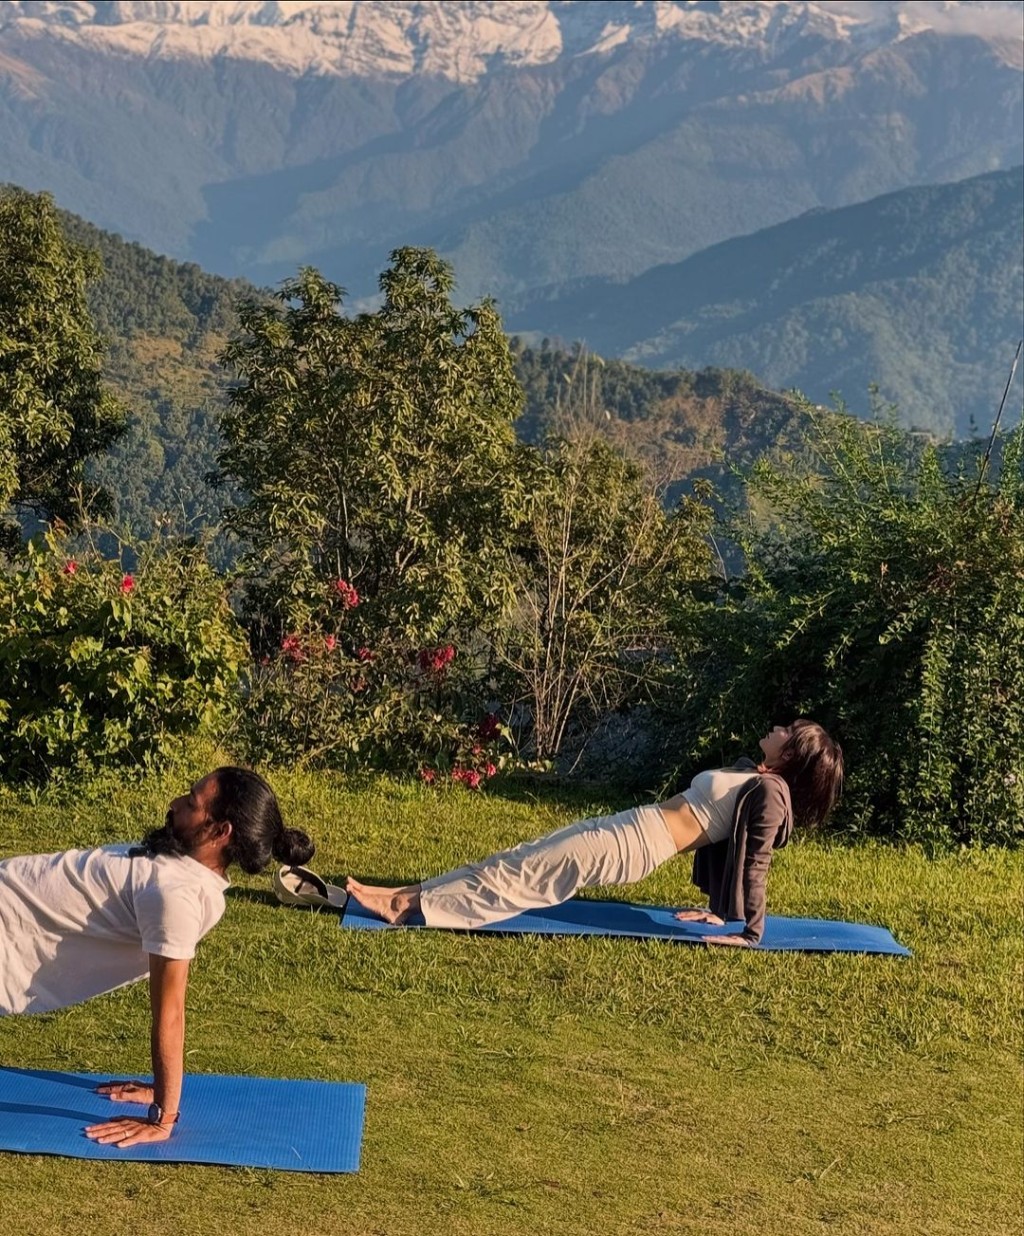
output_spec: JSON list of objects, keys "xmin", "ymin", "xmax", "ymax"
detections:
[
  {"xmin": 0, "ymin": 531, "xmax": 246, "ymax": 784},
  {"xmin": 233, "ymin": 620, "xmax": 506, "ymax": 780}
]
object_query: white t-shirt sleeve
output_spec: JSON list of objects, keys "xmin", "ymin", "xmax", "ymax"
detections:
[{"xmin": 133, "ymin": 882, "xmax": 207, "ymax": 960}]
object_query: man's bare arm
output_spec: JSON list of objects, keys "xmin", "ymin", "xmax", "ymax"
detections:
[{"xmin": 86, "ymin": 956, "xmax": 190, "ymax": 1147}]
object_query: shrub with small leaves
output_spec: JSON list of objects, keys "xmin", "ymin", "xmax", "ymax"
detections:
[
  {"xmin": 0, "ymin": 531, "xmax": 246, "ymax": 784},
  {"xmin": 232, "ymin": 619, "xmax": 507, "ymax": 780},
  {"xmin": 669, "ymin": 406, "xmax": 1024, "ymax": 848}
]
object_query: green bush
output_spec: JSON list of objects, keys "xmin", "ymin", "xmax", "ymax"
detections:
[
  {"xmin": 670, "ymin": 407, "xmax": 1024, "ymax": 848},
  {"xmin": 498, "ymin": 432, "xmax": 714, "ymax": 761},
  {"xmin": 0, "ymin": 531, "xmax": 246, "ymax": 784}
]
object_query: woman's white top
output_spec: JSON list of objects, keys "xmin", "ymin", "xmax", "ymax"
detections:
[
  {"xmin": 681, "ymin": 768, "xmax": 761, "ymax": 844},
  {"xmin": 0, "ymin": 844, "xmax": 228, "ymax": 1015}
]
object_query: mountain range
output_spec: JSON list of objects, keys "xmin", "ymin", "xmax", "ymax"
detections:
[{"xmin": 1, "ymin": 1, "xmax": 1021, "ymax": 303}]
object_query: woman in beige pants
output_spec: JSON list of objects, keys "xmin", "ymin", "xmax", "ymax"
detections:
[{"xmin": 347, "ymin": 720, "xmax": 843, "ymax": 948}]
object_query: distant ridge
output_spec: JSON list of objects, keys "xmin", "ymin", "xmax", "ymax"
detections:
[{"xmin": 510, "ymin": 168, "xmax": 1024, "ymax": 436}]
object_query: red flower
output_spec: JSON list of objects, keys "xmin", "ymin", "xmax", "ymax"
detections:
[
  {"xmin": 324, "ymin": 635, "xmax": 337, "ymax": 652},
  {"xmin": 485, "ymin": 762, "xmax": 497, "ymax": 778},
  {"xmin": 62, "ymin": 560, "xmax": 78, "ymax": 576},
  {"xmin": 464, "ymin": 770, "xmax": 482, "ymax": 790},
  {"xmin": 120, "ymin": 573, "xmax": 135, "ymax": 595},
  {"xmin": 418, "ymin": 644, "xmax": 457, "ymax": 675},
  {"xmin": 357, "ymin": 646, "xmax": 374, "ymax": 662},
  {"xmin": 334, "ymin": 579, "xmax": 360, "ymax": 609},
  {"xmin": 471, "ymin": 744, "xmax": 482, "ymax": 756},
  {"xmin": 419, "ymin": 767, "xmax": 437, "ymax": 785}
]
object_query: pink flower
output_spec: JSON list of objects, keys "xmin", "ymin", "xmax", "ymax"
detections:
[
  {"xmin": 357, "ymin": 646, "xmax": 374, "ymax": 662},
  {"xmin": 334, "ymin": 579, "xmax": 360, "ymax": 609},
  {"xmin": 281, "ymin": 634, "xmax": 305, "ymax": 663},
  {"xmin": 485, "ymin": 762, "xmax": 497, "ymax": 778},
  {"xmin": 120, "ymin": 573, "xmax": 135, "ymax": 595},
  {"xmin": 464, "ymin": 770, "xmax": 482, "ymax": 790},
  {"xmin": 324, "ymin": 635, "xmax": 337, "ymax": 652},
  {"xmin": 260, "ymin": 655, "xmax": 271, "ymax": 666},
  {"xmin": 63, "ymin": 560, "xmax": 78, "ymax": 576},
  {"xmin": 471, "ymin": 743, "xmax": 482, "ymax": 757},
  {"xmin": 419, "ymin": 767, "xmax": 436, "ymax": 785}
]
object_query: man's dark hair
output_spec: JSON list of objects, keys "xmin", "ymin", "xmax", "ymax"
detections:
[{"xmin": 210, "ymin": 766, "xmax": 314, "ymax": 874}]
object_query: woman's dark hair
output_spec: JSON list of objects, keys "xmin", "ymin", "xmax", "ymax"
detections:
[
  {"xmin": 209, "ymin": 766, "xmax": 315, "ymax": 874},
  {"xmin": 765, "ymin": 719, "xmax": 844, "ymax": 829}
]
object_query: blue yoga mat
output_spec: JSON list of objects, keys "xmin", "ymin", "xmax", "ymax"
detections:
[
  {"xmin": 340, "ymin": 896, "xmax": 910, "ymax": 955},
  {"xmin": 0, "ymin": 1067, "xmax": 366, "ymax": 1172}
]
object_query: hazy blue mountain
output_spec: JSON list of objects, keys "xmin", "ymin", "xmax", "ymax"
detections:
[
  {"xmin": 0, "ymin": 2, "xmax": 1020, "ymax": 302},
  {"xmin": 510, "ymin": 168, "xmax": 1024, "ymax": 436}
]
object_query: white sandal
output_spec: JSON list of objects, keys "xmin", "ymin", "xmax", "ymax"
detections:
[{"xmin": 273, "ymin": 864, "xmax": 349, "ymax": 911}]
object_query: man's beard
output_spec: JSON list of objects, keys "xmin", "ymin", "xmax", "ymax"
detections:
[{"xmin": 138, "ymin": 810, "xmax": 195, "ymax": 859}]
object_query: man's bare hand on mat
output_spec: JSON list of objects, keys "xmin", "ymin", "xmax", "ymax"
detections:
[
  {"xmin": 702, "ymin": 932, "xmax": 753, "ymax": 947},
  {"xmin": 84, "ymin": 1117, "xmax": 173, "ymax": 1147},
  {"xmin": 95, "ymin": 1080, "xmax": 154, "ymax": 1104},
  {"xmin": 673, "ymin": 907, "xmax": 725, "ymax": 925}
]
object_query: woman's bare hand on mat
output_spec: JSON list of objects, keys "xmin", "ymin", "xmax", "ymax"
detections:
[
  {"xmin": 702, "ymin": 933, "xmax": 752, "ymax": 947},
  {"xmin": 95, "ymin": 1080, "xmax": 154, "ymax": 1104},
  {"xmin": 673, "ymin": 907, "xmax": 725, "ymax": 925},
  {"xmin": 84, "ymin": 1117, "xmax": 173, "ymax": 1147}
]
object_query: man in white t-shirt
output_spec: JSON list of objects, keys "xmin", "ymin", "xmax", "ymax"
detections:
[{"xmin": 0, "ymin": 766, "xmax": 314, "ymax": 1149}]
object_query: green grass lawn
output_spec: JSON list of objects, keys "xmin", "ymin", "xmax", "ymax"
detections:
[{"xmin": 1, "ymin": 765, "xmax": 1021, "ymax": 1236}]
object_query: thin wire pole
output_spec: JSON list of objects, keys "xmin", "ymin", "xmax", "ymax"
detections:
[{"xmin": 974, "ymin": 338, "xmax": 1023, "ymax": 498}]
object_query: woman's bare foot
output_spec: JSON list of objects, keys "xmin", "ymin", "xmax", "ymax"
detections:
[{"xmin": 345, "ymin": 877, "xmax": 422, "ymax": 924}]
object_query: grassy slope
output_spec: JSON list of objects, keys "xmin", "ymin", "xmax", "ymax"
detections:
[{"xmin": 0, "ymin": 767, "xmax": 1020, "ymax": 1236}]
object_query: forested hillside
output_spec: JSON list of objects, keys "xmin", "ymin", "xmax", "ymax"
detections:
[
  {"xmin": 59, "ymin": 212, "xmax": 251, "ymax": 557},
  {"xmin": 511, "ymin": 168, "xmax": 1024, "ymax": 438},
  {"xmin": 59, "ymin": 211, "xmax": 819, "ymax": 548}
]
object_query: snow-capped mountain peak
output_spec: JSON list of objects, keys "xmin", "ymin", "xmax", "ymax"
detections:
[{"xmin": 2, "ymin": 1, "xmax": 1021, "ymax": 83}]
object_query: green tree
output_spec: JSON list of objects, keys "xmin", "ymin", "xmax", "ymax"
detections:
[
  {"xmin": 217, "ymin": 249, "xmax": 528, "ymax": 769},
  {"xmin": 0, "ymin": 189, "xmax": 125, "ymax": 552},
  {"xmin": 499, "ymin": 428, "xmax": 714, "ymax": 763}
]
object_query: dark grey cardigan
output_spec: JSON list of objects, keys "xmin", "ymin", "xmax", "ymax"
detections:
[{"xmin": 690, "ymin": 757, "xmax": 793, "ymax": 944}]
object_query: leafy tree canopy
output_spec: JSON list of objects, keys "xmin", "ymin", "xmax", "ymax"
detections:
[{"xmin": 0, "ymin": 188, "xmax": 125, "ymax": 551}]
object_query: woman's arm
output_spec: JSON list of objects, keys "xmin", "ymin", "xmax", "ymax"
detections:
[
  {"xmin": 86, "ymin": 956, "xmax": 190, "ymax": 1147},
  {"xmin": 704, "ymin": 777, "xmax": 789, "ymax": 948}
]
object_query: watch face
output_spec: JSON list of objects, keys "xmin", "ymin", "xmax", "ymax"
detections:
[{"xmin": 147, "ymin": 1103, "xmax": 161, "ymax": 1124}]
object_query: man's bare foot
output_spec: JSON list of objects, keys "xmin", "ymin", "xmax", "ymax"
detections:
[{"xmin": 345, "ymin": 877, "xmax": 422, "ymax": 924}]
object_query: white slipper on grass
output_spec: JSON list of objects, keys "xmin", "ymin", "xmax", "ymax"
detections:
[{"xmin": 274, "ymin": 864, "xmax": 349, "ymax": 911}]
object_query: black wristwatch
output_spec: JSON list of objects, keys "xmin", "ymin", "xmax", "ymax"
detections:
[{"xmin": 147, "ymin": 1103, "xmax": 181, "ymax": 1127}]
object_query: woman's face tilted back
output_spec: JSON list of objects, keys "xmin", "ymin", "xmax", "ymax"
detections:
[
  {"xmin": 759, "ymin": 719, "xmax": 845, "ymax": 828},
  {"xmin": 758, "ymin": 724, "xmax": 791, "ymax": 766}
]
